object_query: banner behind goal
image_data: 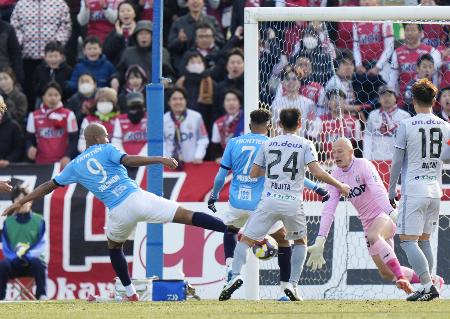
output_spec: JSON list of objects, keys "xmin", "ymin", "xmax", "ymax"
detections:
[{"xmin": 243, "ymin": 6, "xmax": 450, "ymax": 300}]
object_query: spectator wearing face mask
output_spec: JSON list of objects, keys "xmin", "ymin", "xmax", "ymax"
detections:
[
  {"xmin": 112, "ymin": 92, "xmax": 147, "ymax": 155},
  {"xmin": 178, "ymin": 22, "xmax": 221, "ymax": 74},
  {"xmin": 117, "ymin": 65, "xmax": 147, "ymax": 114},
  {"xmin": 77, "ymin": 87, "xmax": 119, "ymax": 152},
  {"xmin": 66, "ymin": 72, "xmax": 98, "ymax": 126},
  {"xmin": 175, "ymin": 52, "xmax": 215, "ymax": 132}
]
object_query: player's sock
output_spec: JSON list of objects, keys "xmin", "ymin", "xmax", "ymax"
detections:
[
  {"xmin": 192, "ymin": 212, "xmax": 228, "ymax": 233},
  {"xmin": 109, "ymin": 249, "xmax": 134, "ymax": 295},
  {"xmin": 288, "ymin": 244, "xmax": 307, "ymax": 285},
  {"xmin": 224, "ymin": 231, "xmax": 237, "ymax": 260},
  {"xmin": 124, "ymin": 284, "xmax": 137, "ymax": 297},
  {"xmin": 278, "ymin": 246, "xmax": 292, "ymax": 283},
  {"xmin": 400, "ymin": 240, "xmax": 432, "ymax": 287},
  {"xmin": 371, "ymin": 239, "xmax": 403, "ymax": 280},
  {"xmin": 231, "ymin": 241, "xmax": 250, "ymax": 277},
  {"xmin": 418, "ymin": 240, "xmax": 434, "ymax": 272},
  {"xmin": 423, "ymin": 281, "xmax": 433, "ymax": 293},
  {"xmin": 401, "ymin": 266, "xmax": 421, "ymax": 284}
]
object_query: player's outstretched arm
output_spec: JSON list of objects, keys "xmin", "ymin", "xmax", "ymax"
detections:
[
  {"xmin": 307, "ymin": 162, "xmax": 350, "ymax": 197},
  {"xmin": 2, "ymin": 180, "xmax": 59, "ymax": 216},
  {"xmin": 121, "ymin": 155, "xmax": 178, "ymax": 169},
  {"xmin": 249, "ymin": 164, "xmax": 265, "ymax": 178},
  {"xmin": 304, "ymin": 178, "xmax": 329, "ymax": 202}
]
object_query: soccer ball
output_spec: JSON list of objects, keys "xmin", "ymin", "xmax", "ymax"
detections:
[{"xmin": 252, "ymin": 235, "xmax": 278, "ymax": 260}]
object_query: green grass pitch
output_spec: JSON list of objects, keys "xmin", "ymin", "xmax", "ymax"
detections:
[{"xmin": 1, "ymin": 300, "xmax": 450, "ymax": 319}]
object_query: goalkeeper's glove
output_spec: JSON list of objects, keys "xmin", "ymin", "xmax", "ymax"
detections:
[
  {"xmin": 207, "ymin": 196, "xmax": 218, "ymax": 213},
  {"xmin": 306, "ymin": 236, "xmax": 326, "ymax": 271},
  {"xmin": 389, "ymin": 196, "xmax": 399, "ymax": 209},
  {"xmin": 315, "ymin": 187, "xmax": 330, "ymax": 202}
]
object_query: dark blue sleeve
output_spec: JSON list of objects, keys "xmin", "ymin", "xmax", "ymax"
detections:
[{"xmin": 25, "ymin": 218, "xmax": 46, "ymax": 259}]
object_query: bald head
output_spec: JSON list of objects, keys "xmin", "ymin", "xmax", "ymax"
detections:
[
  {"xmin": 84, "ymin": 122, "xmax": 108, "ymax": 147},
  {"xmin": 332, "ymin": 138, "xmax": 354, "ymax": 168},
  {"xmin": 333, "ymin": 137, "xmax": 353, "ymax": 151}
]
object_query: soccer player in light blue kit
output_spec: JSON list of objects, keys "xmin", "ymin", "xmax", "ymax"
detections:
[
  {"xmin": 2, "ymin": 122, "xmax": 231, "ymax": 301},
  {"xmin": 207, "ymin": 109, "xmax": 329, "ymax": 300}
]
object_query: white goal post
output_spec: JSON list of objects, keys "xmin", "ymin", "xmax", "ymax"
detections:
[{"xmin": 243, "ymin": 5, "xmax": 450, "ymax": 301}]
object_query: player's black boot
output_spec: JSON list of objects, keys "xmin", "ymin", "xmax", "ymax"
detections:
[
  {"xmin": 219, "ymin": 275, "xmax": 243, "ymax": 301},
  {"xmin": 416, "ymin": 285, "xmax": 440, "ymax": 302},
  {"xmin": 406, "ymin": 289, "xmax": 424, "ymax": 301}
]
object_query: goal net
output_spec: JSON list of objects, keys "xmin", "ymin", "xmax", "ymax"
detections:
[{"xmin": 243, "ymin": 5, "xmax": 450, "ymax": 300}]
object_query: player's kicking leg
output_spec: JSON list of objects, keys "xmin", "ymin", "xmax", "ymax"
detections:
[
  {"xmin": 219, "ymin": 210, "xmax": 278, "ymax": 301},
  {"xmin": 365, "ymin": 214, "xmax": 414, "ymax": 294}
]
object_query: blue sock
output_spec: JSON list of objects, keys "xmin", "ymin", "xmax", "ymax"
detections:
[
  {"xmin": 109, "ymin": 249, "xmax": 131, "ymax": 287},
  {"xmin": 278, "ymin": 246, "xmax": 292, "ymax": 283},
  {"xmin": 224, "ymin": 230, "xmax": 238, "ymax": 259},
  {"xmin": 192, "ymin": 212, "xmax": 227, "ymax": 233}
]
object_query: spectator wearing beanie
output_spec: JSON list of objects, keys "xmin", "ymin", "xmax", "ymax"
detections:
[
  {"xmin": 112, "ymin": 92, "xmax": 147, "ymax": 155},
  {"xmin": 77, "ymin": 87, "xmax": 119, "ymax": 152},
  {"xmin": 175, "ymin": 52, "xmax": 215, "ymax": 132},
  {"xmin": 117, "ymin": 20, "xmax": 175, "ymax": 85},
  {"xmin": 118, "ymin": 65, "xmax": 147, "ymax": 114}
]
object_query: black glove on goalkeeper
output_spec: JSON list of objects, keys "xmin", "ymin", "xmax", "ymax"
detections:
[
  {"xmin": 208, "ymin": 196, "xmax": 217, "ymax": 213},
  {"xmin": 315, "ymin": 187, "xmax": 330, "ymax": 202},
  {"xmin": 389, "ymin": 196, "xmax": 399, "ymax": 209}
]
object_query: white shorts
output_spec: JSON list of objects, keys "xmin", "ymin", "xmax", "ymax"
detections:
[
  {"xmin": 223, "ymin": 204, "xmax": 284, "ymax": 234},
  {"xmin": 106, "ymin": 189, "xmax": 179, "ymax": 243},
  {"xmin": 243, "ymin": 207, "xmax": 307, "ymax": 241},
  {"xmin": 396, "ymin": 196, "xmax": 440, "ymax": 236}
]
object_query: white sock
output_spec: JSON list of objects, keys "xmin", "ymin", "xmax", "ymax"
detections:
[
  {"xmin": 279, "ymin": 281, "xmax": 288, "ymax": 295},
  {"xmin": 125, "ymin": 284, "xmax": 137, "ymax": 296},
  {"xmin": 423, "ymin": 281, "xmax": 433, "ymax": 293}
]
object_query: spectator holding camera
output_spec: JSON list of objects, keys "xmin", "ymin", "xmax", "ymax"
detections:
[{"xmin": 0, "ymin": 186, "xmax": 47, "ymax": 300}]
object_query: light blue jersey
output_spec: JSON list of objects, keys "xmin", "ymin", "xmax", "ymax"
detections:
[
  {"xmin": 54, "ymin": 143, "xmax": 139, "ymax": 209},
  {"xmin": 220, "ymin": 133, "xmax": 268, "ymax": 211}
]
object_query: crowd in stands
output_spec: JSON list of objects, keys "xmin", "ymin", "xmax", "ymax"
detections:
[{"xmin": 0, "ymin": 0, "xmax": 450, "ymax": 170}]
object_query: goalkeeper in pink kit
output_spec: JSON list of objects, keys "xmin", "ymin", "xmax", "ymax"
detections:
[{"xmin": 307, "ymin": 138, "xmax": 424, "ymax": 294}]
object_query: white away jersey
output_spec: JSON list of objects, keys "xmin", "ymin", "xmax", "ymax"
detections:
[
  {"xmin": 394, "ymin": 113, "xmax": 450, "ymax": 198},
  {"xmin": 253, "ymin": 133, "xmax": 318, "ymax": 215}
]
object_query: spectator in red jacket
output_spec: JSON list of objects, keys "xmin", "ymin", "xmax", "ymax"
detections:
[
  {"xmin": 77, "ymin": 0, "xmax": 121, "ymax": 43},
  {"xmin": 26, "ymin": 82, "xmax": 78, "ymax": 166}
]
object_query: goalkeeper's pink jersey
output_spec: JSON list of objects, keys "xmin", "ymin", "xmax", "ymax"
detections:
[{"xmin": 318, "ymin": 158, "xmax": 394, "ymax": 237}]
